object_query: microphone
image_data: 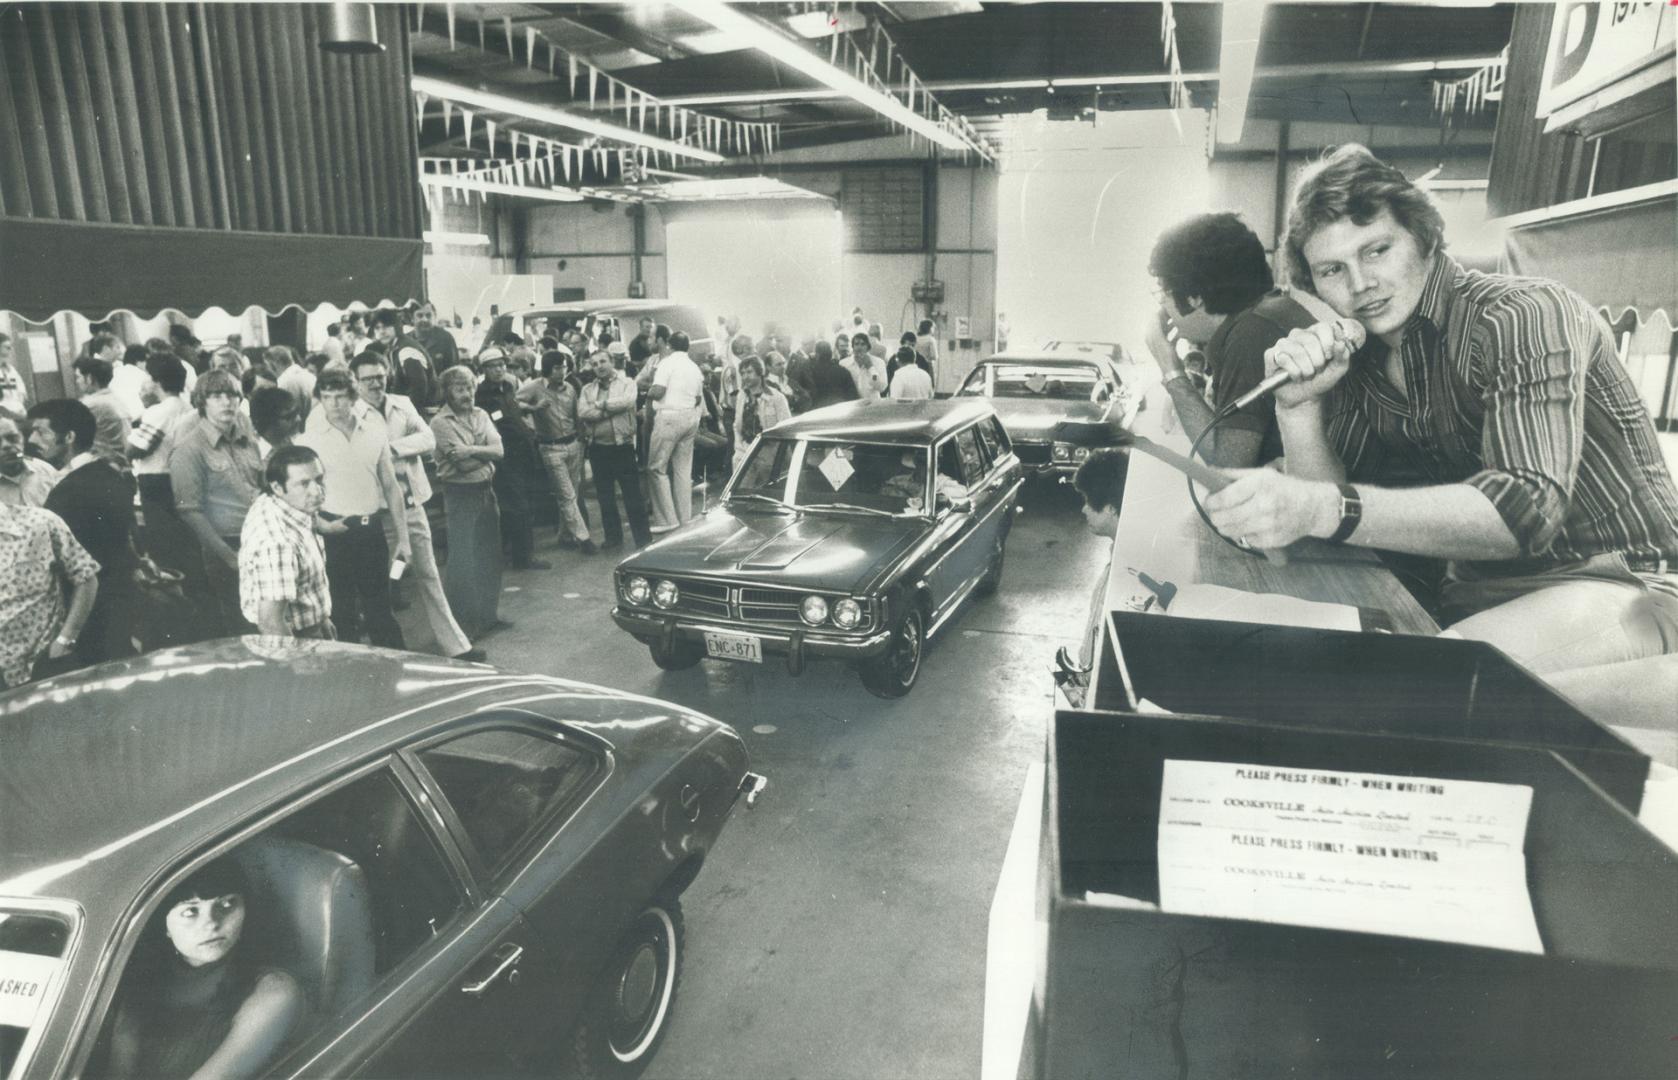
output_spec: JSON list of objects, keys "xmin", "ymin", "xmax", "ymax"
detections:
[{"xmin": 1227, "ymin": 318, "xmax": 1367, "ymax": 412}]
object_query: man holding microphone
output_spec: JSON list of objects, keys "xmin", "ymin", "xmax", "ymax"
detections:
[{"xmin": 1202, "ymin": 145, "xmax": 1678, "ymax": 714}]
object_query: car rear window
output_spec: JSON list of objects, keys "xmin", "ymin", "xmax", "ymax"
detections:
[{"xmin": 1, "ymin": 911, "xmax": 72, "ymax": 1080}]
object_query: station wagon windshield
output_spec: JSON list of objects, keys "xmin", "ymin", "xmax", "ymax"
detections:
[
  {"xmin": 730, "ymin": 438, "xmax": 933, "ymax": 515},
  {"xmin": 962, "ymin": 363, "xmax": 1103, "ymax": 401}
]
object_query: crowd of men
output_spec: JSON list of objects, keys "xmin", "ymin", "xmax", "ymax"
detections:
[{"xmin": 0, "ymin": 298, "xmax": 941, "ymax": 689}]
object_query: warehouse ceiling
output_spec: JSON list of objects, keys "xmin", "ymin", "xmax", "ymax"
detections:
[{"xmin": 413, "ymin": 2, "xmax": 1514, "ymax": 179}]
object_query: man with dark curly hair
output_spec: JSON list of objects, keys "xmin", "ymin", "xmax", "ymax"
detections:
[{"xmin": 1146, "ymin": 212, "xmax": 1316, "ymax": 467}]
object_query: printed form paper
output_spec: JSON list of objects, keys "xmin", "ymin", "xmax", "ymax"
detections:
[{"xmin": 1157, "ymin": 759, "xmax": 1543, "ymax": 954}]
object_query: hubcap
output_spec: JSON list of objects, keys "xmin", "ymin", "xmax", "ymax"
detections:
[
  {"xmin": 896, "ymin": 616, "xmax": 921, "ymax": 684},
  {"xmin": 618, "ymin": 943, "xmax": 659, "ymax": 1023}
]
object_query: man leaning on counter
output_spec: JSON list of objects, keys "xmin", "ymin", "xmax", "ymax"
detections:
[{"xmin": 1201, "ymin": 144, "xmax": 1678, "ymax": 725}]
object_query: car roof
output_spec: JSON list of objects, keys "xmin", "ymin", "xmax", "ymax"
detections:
[
  {"xmin": 505, "ymin": 299, "xmax": 706, "ymax": 319},
  {"xmin": 977, "ymin": 351, "xmax": 1112, "ymax": 369},
  {"xmin": 764, "ymin": 398, "xmax": 996, "ymax": 445},
  {"xmin": 0, "ymin": 639, "xmax": 676, "ymax": 902}
]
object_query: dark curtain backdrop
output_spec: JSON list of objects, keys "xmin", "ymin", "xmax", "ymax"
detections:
[{"xmin": 0, "ymin": 2, "xmax": 423, "ymax": 319}]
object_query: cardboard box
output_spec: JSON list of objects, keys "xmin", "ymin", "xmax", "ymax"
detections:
[
  {"xmin": 1092, "ymin": 611, "xmax": 1650, "ymax": 813},
  {"xmin": 1038, "ymin": 710, "xmax": 1678, "ymax": 1080}
]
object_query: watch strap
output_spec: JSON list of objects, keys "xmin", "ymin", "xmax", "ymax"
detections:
[{"xmin": 1327, "ymin": 483, "xmax": 1362, "ymax": 544}]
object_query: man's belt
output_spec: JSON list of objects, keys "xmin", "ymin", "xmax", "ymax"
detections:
[
  {"xmin": 1626, "ymin": 555, "xmax": 1673, "ymax": 576},
  {"xmin": 323, "ymin": 511, "xmax": 386, "ymax": 528},
  {"xmin": 538, "ymin": 435, "xmax": 577, "ymax": 446}
]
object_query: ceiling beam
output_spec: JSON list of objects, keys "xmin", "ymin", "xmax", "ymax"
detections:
[
  {"xmin": 536, "ymin": 6, "xmax": 697, "ymax": 63},
  {"xmin": 642, "ymin": 55, "xmax": 1504, "ymax": 108}
]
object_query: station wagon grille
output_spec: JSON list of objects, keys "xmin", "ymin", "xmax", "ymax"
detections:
[
  {"xmin": 664, "ymin": 577, "xmax": 730, "ymax": 619},
  {"xmin": 623, "ymin": 576, "xmax": 871, "ymax": 631}
]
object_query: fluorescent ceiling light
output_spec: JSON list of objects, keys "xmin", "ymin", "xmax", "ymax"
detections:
[
  {"xmin": 783, "ymin": 9, "xmax": 866, "ymax": 37},
  {"xmin": 420, "ymin": 174, "xmax": 586, "ymax": 203},
  {"xmin": 669, "ymin": 0, "xmax": 971, "ymax": 152},
  {"xmin": 1216, "ymin": 2, "xmax": 1265, "ymax": 143},
  {"xmin": 647, "ymin": 176, "xmax": 828, "ymax": 201},
  {"xmin": 412, "ymin": 74, "xmax": 725, "ymax": 163},
  {"xmin": 422, "ymin": 230, "xmax": 493, "ymax": 245}
]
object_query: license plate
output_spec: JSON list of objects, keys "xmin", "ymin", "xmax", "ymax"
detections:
[{"xmin": 704, "ymin": 631, "xmax": 763, "ymax": 663}]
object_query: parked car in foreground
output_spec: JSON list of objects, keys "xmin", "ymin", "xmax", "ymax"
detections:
[
  {"xmin": 955, "ymin": 351, "xmax": 1133, "ymax": 477},
  {"xmin": 0, "ymin": 639, "xmax": 764, "ymax": 1080},
  {"xmin": 484, "ymin": 299, "xmax": 715, "ymax": 360},
  {"xmin": 612, "ymin": 398, "xmax": 1024, "ymax": 698}
]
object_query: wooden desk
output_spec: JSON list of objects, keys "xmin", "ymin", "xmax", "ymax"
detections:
[{"xmin": 1106, "ymin": 385, "xmax": 1440, "ymax": 636}]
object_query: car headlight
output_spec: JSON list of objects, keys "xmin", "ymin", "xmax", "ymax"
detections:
[
  {"xmin": 799, "ymin": 595, "xmax": 829, "ymax": 626},
  {"xmin": 1052, "ymin": 442, "xmax": 1072, "ymax": 461},
  {"xmin": 626, "ymin": 576, "xmax": 651, "ymax": 605},
  {"xmin": 1073, "ymin": 446, "xmax": 1089, "ymax": 462},
  {"xmin": 653, "ymin": 579, "xmax": 680, "ymax": 609},
  {"xmin": 832, "ymin": 598, "xmax": 863, "ymax": 629}
]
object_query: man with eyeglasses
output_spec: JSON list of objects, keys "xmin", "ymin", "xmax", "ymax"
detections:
[
  {"xmin": 351, "ymin": 353, "xmax": 484, "ymax": 661},
  {"xmin": 168, "ymin": 369, "xmax": 264, "ymax": 635}
]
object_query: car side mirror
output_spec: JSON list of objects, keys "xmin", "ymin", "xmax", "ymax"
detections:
[
  {"xmin": 936, "ymin": 493, "xmax": 973, "ymax": 515},
  {"xmin": 1093, "ymin": 385, "xmax": 1112, "ymax": 403}
]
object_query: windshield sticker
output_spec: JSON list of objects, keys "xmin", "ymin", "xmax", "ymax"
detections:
[
  {"xmin": 817, "ymin": 451, "xmax": 855, "ymax": 490},
  {"xmin": 0, "ymin": 950, "xmax": 60, "ymax": 1029}
]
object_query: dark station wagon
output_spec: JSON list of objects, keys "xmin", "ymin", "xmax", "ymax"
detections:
[
  {"xmin": 612, "ymin": 398, "xmax": 1024, "ymax": 698},
  {"xmin": 955, "ymin": 351, "xmax": 1133, "ymax": 477},
  {"xmin": 0, "ymin": 639, "xmax": 764, "ymax": 1080}
]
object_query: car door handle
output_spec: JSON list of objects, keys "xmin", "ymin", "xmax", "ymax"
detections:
[{"xmin": 461, "ymin": 942, "xmax": 524, "ymax": 997}]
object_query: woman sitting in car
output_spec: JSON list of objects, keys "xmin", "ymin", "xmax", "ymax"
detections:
[{"xmin": 103, "ymin": 857, "xmax": 304, "ymax": 1080}]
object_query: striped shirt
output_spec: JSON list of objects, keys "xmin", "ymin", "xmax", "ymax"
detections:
[
  {"xmin": 238, "ymin": 493, "xmax": 331, "ymax": 632},
  {"xmin": 1326, "ymin": 254, "xmax": 1678, "ymax": 580}
]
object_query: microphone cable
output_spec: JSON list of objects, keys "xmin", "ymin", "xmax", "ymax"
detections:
[{"xmin": 1185, "ymin": 399, "xmax": 1263, "ymax": 558}]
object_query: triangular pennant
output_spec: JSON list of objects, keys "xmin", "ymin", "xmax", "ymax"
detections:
[
  {"xmin": 638, "ymin": 93, "xmax": 647, "ymax": 130},
  {"xmin": 485, "ymin": 119, "xmax": 496, "ymax": 152},
  {"xmin": 441, "ymin": 99, "xmax": 453, "ymax": 132},
  {"xmin": 526, "ymin": 28, "xmax": 537, "ymax": 68},
  {"xmin": 608, "ymin": 78, "xmax": 617, "ymax": 114},
  {"xmin": 502, "ymin": 16, "xmax": 514, "ymax": 61},
  {"xmin": 588, "ymin": 65, "xmax": 598, "ymax": 109},
  {"xmin": 568, "ymin": 53, "xmax": 578, "ymax": 95},
  {"xmin": 446, "ymin": 2, "xmax": 455, "ymax": 48},
  {"xmin": 462, "ymin": 110, "xmax": 473, "ymax": 147},
  {"xmin": 679, "ymin": 110, "xmax": 688, "ymax": 141},
  {"xmin": 562, "ymin": 145, "xmax": 572, "ymax": 180},
  {"xmin": 414, "ymin": 91, "xmax": 428, "ymax": 133}
]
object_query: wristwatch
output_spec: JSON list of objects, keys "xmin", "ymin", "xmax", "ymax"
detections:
[
  {"xmin": 1327, "ymin": 484, "xmax": 1363, "ymax": 544},
  {"xmin": 53, "ymin": 633, "xmax": 77, "ymax": 648}
]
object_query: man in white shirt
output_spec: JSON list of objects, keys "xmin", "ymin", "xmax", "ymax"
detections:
[
  {"xmin": 889, "ymin": 350, "xmax": 934, "ymax": 400},
  {"xmin": 295, "ymin": 369, "xmax": 411, "ymax": 649},
  {"xmin": 351, "ymin": 352, "xmax": 482, "ymax": 661},
  {"xmin": 841, "ymin": 332, "xmax": 886, "ymax": 399},
  {"xmin": 109, "ymin": 345, "xmax": 150, "ymax": 419},
  {"xmin": 647, "ymin": 330, "xmax": 705, "ymax": 532}
]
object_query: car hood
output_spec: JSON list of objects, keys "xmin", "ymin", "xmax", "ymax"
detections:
[
  {"xmin": 988, "ymin": 396, "xmax": 1108, "ymax": 442},
  {"xmin": 621, "ymin": 508, "xmax": 924, "ymax": 591}
]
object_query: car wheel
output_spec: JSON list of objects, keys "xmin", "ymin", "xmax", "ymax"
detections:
[
  {"xmin": 859, "ymin": 604, "xmax": 925, "ymax": 699},
  {"xmin": 567, "ymin": 901, "xmax": 684, "ymax": 1080},
  {"xmin": 648, "ymin": 638, "xmax": 704, "ymax": 670},
  {"xmin": 976, "ymin": 534, "xmax": 1007, "ymax": 596}
]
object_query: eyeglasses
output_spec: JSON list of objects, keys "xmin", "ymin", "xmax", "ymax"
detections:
[{"xmin": 356, "ymin": 373, "xmax": 387, "ymax": 385}]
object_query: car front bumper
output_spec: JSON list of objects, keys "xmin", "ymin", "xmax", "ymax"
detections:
[{"xmin": 612, "ymin": 607, "xmax": 894, "ymax": 674}]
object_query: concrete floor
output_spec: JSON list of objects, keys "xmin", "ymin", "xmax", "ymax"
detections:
[{"xmin": 410, "ymin": 479, "xmax": 1107, "ymax": 1080}]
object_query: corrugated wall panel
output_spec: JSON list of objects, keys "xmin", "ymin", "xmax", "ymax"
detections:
[{"xmin": 0, "ymin": 2, "xmax": 419, "ymax": 239}]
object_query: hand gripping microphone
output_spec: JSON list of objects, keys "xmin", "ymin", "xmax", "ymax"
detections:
[{"xmin": 1228, "ymin": 318, "xmax": 1367, "ymax": 412}]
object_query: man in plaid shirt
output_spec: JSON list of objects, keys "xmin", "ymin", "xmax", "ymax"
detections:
[{"xmin": 239, "ymin": 444, "xmax": 333, "ymax": 638}]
